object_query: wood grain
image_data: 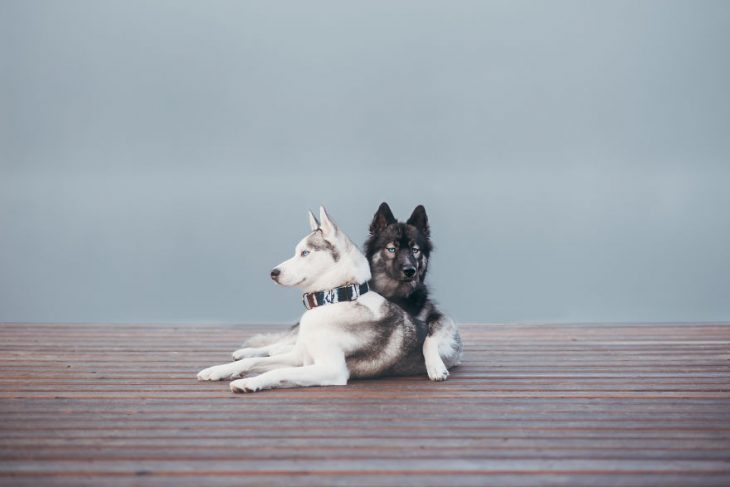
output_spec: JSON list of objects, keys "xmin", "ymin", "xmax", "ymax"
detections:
[{"xmin": 1, "ymin": 322, "xmax": 729, "ymax": 486}]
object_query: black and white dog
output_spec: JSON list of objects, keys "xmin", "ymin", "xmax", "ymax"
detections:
[
  {"xmin": 197, "ymin": 207, "xmax": 444, "ymax": 392},
  {"xmin": 365, "ymin": 202, "xmax": 462, "ymax": 380},
  {"xmin": 226, "ymin": 203, "xmax": 462, "ymax": 381}
]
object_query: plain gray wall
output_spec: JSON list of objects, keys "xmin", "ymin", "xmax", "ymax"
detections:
[{"xmin": 2, "ymin": 1, "xmax": 729, "ymax": 324}]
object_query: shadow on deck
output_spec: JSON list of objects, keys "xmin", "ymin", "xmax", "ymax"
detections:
[{"xmin": 1, "ymin": 322, "xmax": 729, "ymax": 486}]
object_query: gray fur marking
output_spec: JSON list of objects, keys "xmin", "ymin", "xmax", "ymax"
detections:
[{"xmin": 307, "ymin": 231, "xmax": 340, "ymax": 262}]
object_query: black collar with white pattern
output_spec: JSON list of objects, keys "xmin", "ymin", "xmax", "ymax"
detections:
[{"xmin": 302, "ymin": 282, "xmax": 370, "ymax": 310}]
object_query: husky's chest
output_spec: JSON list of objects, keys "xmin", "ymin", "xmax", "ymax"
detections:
[{"xmin": 297, "ymin": 295, "xmax": 382, "ymax": 353}]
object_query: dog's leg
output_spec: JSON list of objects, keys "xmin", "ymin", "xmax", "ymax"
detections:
[
  {"xmin": 232, "ymin": 333, "xmax": 297, "ymax": 360},
  {"xmin": 231, "ymin": 346, "xmax": 270, "ymax": 360},
  {"xmin": 423, "ymin": 315, "xmax": 463, "ymax": 380},
  {"xmin": 229, "ymin": 363, "xmax": 349, "ymax": 393},
  {"xmin": 423, "ymin": 334, "xmax": 449, "ymax": 381},
  {"xmin": 197, "ymin": 351, "xmax": 302, "ymax": 381}
]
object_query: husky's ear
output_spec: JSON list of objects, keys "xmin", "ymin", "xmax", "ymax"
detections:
[
  {"xmin": 308, "ymin": 211, "xmax": 320, "ymax": 232},
  {"xmin": 319, "ymin": 206, "xmax": 338, "ymax": 237},
  {"xmin": 407, "ymin": 205, "xmax": 430, "ymax": 237},
  {"xmin": 369, "ymin": 202, "xmax": 396, "ymax": 235}
]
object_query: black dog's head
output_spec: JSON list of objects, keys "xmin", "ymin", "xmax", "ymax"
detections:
[{"xmin": 364, "ymin": 202, "xmax": 433, "ymax": 297}]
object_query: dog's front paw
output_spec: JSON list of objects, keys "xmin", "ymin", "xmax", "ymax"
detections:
[
  {"xmin": 427, "ymin": 364, "xmax": 449, "ymax": 382},
  {"xmin": 230, "ymin": 378, "xmax": 262, "ymax": 393},
  {"xmin": 197, "ymin": 364, "xmax": 242, "ymax": 381}
]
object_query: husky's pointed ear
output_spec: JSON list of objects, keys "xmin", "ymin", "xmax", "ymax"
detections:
[
  {"xmin": 407, "ymin": 205, "xmax": 430, "ymax": 237},
  {"xmin": 308, "ymin": 211, "xmax": 320, "ymax": 232},
  {"xmin": 319, "ymin": 206, "xmax": 338, "ymax": 237},
  {"xmin": 369, "ymin": 202, "xmax": 396, "ymax": 235}
]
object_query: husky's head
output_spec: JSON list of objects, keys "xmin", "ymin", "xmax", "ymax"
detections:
[
  {"xmin": 270, "ymin": 206, "xmax": 371, "ymax": 293},
  {"xmin": 364, "ymin": 202, "xmax": 433, "ymax": 297}
]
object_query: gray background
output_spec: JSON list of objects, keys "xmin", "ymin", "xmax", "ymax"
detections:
[{"xmin": 2, "ymin": 1, "xmax": 729, "ymax": 324}]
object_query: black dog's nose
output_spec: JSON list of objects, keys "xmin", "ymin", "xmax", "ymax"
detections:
[
  {"xmin": 270, "ymin": 268, "xmax": 280, "ymax": 280},
  {"xmin": 403, "ymin": 267, "xmax": 416, "ymax": 278}
]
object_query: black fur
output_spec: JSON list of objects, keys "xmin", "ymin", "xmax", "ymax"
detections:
[
  {"xmin": 241, "ymin": 203, "xmax": 456, "ymax": 378},
  {"xmin": 364, "ymin": 203, "xmax": 444, "ymax": 336},
  {"xmin": 344, "ymin": 304, "xmax": 402, "ymax": 377}
]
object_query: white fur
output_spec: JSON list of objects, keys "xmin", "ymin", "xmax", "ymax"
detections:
[
  {"xmin": 422, "ymin": 315, "xmax": 462, "ymax": 381},
  {"xmin": 231, "ymin": 335, "xmax": 296, "ymax": 360},
  {"xmin": 423, "ymin": 335, "xmax": 449, "ymax": 381},
  {"xmin": 198, "ymin": 206, "xmax": 380, "ymax": 393},
  {"xmin": 308, "ymin": 210, "xmax": 320, "ymax": 232},
  {"xmin": 272, "ymin": 208, "xmax": 369, "ymax": 294}
]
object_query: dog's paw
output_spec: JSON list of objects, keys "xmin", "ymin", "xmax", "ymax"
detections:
[
  {"xmin": 232, "ymin": 348, "xmax": 267, "ymax": 361},
  {"xmin": 427, "ymin": 364, "xmax": 449, "ymax": 382},
  {"xmin": 196, "ymin": 364, "xmax": 241, "ymax": 381},
  {"xmin": 230, "ymin": 378, "xmax": 261, "ymax": 393}
]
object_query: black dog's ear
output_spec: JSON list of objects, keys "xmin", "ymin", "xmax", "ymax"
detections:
[
  {"xmin": 370, "ymin": 202, "xmax": 396, "ymax": 235},
  {"xmin": 407, "ymin": 205, "xmax": 430, "ymax": 237}
]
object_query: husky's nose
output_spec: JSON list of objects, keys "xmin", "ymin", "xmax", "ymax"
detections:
[
  {"xmin": 403, "ymin": 267, "xmax": 416, "ymax": 278},
  {"xmin": 270, "ymin": 268, "xmax": 281, "ymax": 280}
]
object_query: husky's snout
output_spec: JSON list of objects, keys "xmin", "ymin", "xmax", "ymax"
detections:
[{"xmin": 402, "ymin": 266, "xmax": 416, "ymax": 279}]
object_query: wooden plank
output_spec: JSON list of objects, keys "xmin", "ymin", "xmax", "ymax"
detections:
[{"xmin": 1, "ymin": 322, "xmax": 729, "ymax": 486}]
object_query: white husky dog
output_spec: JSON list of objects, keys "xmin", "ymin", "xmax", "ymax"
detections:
[{"xmin": 197, "ymin": 207, "xmax": 458, "ymax": 393}]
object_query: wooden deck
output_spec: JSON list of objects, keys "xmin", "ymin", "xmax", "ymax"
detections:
[{"xmin": 1, "ymin": 322, "xmax": 729, "ymax": 486}]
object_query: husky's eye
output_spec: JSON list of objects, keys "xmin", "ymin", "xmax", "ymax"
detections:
[
  {"xmin": 386, "ymin": 247, "xmax": 396, "ymax": 254},
  {"xmin": 301, "ymin": 250, "xmax": 310, "ymax": 257},
  {"xmin": 411, "ymin": 247, "xmax": 420, "ymax": 255}
]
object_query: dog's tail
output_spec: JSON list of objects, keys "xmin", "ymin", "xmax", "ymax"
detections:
[{"xmin": 242, "ymin": 323, "xmax": 299, "ymax": 347}]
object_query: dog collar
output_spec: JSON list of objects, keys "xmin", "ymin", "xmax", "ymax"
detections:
[{"xmin": 302, "ymin": 282, "xmax": 370, "ymax": 310}]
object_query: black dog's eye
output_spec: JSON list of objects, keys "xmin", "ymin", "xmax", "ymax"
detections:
[
  {"xmin": 411, "ymin": 247, "xmax": 420, "ymax": 255},
  {"xmin": 386, "ymin": 247, "xmax": 396, "ymax": 253},
  {"xmin": 301, "ymin": 250, "xmax": 310, "ymax": 257}
]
